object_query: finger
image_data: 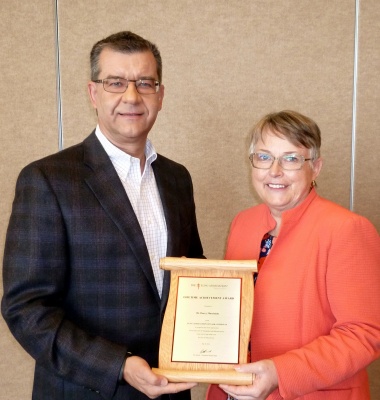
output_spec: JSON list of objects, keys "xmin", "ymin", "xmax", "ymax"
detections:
[
  {"xmin": 235, "ymin": 364, "xmax": 257, "ymax": 373},
  {"xmin": 160, "ymin": 382, "xmax": 198, "ymax": 394},
  {"xmin": 146, "ymin": 370, "xmax": 168, "ymax": 386},
  {"xmin": 222, "ymin": 389, "xmax": 253, "ymax": 400},
  {"xmin": 144, "ymin": 382, "xmax": 197, "ymax": 399},
  {"xmin": 219, "ymin": 384, "xmax": 254, "ymax": 399}
]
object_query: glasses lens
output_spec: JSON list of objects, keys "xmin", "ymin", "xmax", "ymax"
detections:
[
  {"xmin": 250, "ymin": 153, "xmax": 306, "ymax": 170},
  {"xmin": 280, "ymin": 154, "xmax": 304, "ymax": 170},
  {"xmin": 136, "ymin": 79, "xmax": 159, "ymax": 94},
  {"xmin": 103, "ymin": 78, "xmax": 127, "ymax": 93},
  {"xmin": 251, "ymin": 153, "xmax": 273, "ymax": 169}
]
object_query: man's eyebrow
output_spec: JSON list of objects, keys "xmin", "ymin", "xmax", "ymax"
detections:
[
  {"xmin": 138, "ymin": 76, "xmax": 157, "ymax": 80},
  {"xmin": 104, "ymin": 75, "xmax": 124, "ymax": 79},
  {"xmin": 104, "ymin": 75, "xmax": 157, "ymax": 80}
]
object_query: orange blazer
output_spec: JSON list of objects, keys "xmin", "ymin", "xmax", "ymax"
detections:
[{"xmin": 208, "ymin": 189, "xmax": 380, "ymax": 400}]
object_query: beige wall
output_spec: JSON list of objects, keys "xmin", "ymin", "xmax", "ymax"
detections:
[{"xmin": 0, "ymin": 1, "xmax": 379, "ymax": 399}]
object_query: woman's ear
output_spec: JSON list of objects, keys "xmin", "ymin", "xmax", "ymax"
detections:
[{"xmin": 312, "ymin": 157, "xmax": 323, "ymax": 181}]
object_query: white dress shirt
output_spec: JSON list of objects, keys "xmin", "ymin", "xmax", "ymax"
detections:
[{"xmin": 95, "ymin": 127, "xmax": 167, "ymax": 296}]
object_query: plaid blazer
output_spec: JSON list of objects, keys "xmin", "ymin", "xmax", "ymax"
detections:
[{"xmin": 2, "ymin": 132, "xmax": 204, "ymax": 400}]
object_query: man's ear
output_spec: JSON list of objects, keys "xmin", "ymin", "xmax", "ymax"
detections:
[
  {"xmin": 157, "ymin": 84, "xmax": 164, "ymax": 111},
  {"xmin": 87, "ymin": 81, "xmax": 98, "ymax": 109}
]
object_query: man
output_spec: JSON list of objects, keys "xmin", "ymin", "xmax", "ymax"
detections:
[{"xmin": 2, "ymin": 31, "xmax": 204, "ymax": 400}]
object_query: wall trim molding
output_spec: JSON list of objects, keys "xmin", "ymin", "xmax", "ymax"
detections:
[
  {"xmin": 350, "ymin": 0, "xmax": 360, "ymax": 211},
  {"xmin": 54, "ymin": 0, "xmax": 64, "ymax": 151}
]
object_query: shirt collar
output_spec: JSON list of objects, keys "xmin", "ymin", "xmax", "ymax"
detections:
[{"xmin": 95, "ymin": 125, "xmax": 157, "ymax": 180}]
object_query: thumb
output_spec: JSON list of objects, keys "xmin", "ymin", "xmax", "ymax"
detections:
[{"xmin": 235, "ymin": 363, "xmax": 257, "ymax": 373}]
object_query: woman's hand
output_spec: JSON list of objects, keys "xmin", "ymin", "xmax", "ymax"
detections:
[{"xmin": 219, "ymin": 359, "xmax": 278, "ymax": 400}]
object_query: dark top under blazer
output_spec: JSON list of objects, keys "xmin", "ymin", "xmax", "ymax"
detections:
[{"xmin": 2, "ymin": 132, "xmax": 204, "ymax": 400}]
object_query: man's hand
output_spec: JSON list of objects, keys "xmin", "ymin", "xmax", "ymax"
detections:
[
  {"xmin": 219, "ymin": 359, "xmax": 278, "ymax": 400},
  {"xmin": 123, "ymin": 356, "xmax": 197, "ymax": 399}
]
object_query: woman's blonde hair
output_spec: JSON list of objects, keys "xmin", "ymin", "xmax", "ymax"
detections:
[{"xmin": 249, "ymin": 110, "xmax": 321, "ymax": 159}]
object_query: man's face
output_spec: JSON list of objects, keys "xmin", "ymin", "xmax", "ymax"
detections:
[{"xmin": 88, "ymin": 48, "xmax": 164, "ymax": 153}]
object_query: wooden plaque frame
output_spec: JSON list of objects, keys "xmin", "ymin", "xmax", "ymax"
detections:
[{"xmin": 152, "ymin": 257, "xmax": 257, "ymax": 385}]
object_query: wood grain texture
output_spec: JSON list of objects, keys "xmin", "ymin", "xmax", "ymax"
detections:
[{"xmin": 156, "ymin": 258, "xmax": 255, "ymax": 384}]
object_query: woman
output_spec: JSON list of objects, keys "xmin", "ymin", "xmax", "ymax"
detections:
[{"xmin": 207, "ymin": 110, "xmax": 380, "ymax": 399}]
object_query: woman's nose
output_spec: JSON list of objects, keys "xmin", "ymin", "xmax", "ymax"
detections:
[{"xmin": 269, "ymin": 158, "xmax": 283, "ymax": 175}]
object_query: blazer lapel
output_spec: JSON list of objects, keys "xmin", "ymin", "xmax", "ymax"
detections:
[
  {"xmin": 152, "ymin": 156, "xmax": 181, "ymax": 311},
  {"xmin": 152, "ymin": 156, "xmax": 180, "ymax": 257},
  {"xmin": 81, "ymin": 132, "xmax": 160, "ymax": 302}
]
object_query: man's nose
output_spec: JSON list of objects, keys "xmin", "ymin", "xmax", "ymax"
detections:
[{"xmin": 121, "ymin": 82, "xmax": 140, "ymax": 102}]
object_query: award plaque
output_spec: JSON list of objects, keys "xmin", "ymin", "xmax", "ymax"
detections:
[{"xmin": 152, "ymin": 257, "xmax": 257, "ymax": 385}]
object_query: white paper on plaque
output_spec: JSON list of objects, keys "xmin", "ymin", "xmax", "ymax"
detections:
[{"xmin": 172, "ymin": 276, "xmax": 241, "ymax": 364}]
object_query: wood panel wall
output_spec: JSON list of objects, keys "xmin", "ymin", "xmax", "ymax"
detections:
[{"xmin": 0, "ymin": 1, "xmax": 378, "ymax": 398}]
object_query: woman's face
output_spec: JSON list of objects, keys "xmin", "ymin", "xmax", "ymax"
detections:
[{"xmin": 251, "ymin": 129, "xmax": 322, "ymax": 217}]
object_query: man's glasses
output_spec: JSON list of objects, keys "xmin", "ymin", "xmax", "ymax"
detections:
[
  {"xmin": 249, "ymin": 152, "xmax": 313, "ymax": 170},
  {"xmin": 92, "ymin": 78, "xmax": 160, "ymax": 94}
]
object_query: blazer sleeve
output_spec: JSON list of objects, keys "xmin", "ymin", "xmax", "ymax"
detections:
[
  {"xmin": 1, "ymin": 164, "xmax": 127, "ymax": 400},
  {"xmin": 272, "ymin": 215, "xmax": 380, "ymax": 399}
]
